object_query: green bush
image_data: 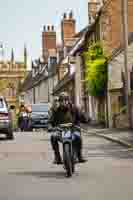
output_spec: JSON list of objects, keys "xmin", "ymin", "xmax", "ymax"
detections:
[{"xmin": 82, "ymin": 42, "xmax": 108, "ymax": 96}]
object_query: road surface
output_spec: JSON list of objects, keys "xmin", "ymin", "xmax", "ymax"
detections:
[{"xmin": 0, "ymin": 130, "xmax": 133, "ymax": 200}]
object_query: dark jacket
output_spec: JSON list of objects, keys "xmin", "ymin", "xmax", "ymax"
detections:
[{"xmin": 50, "ymin": 105, "xmax": 72, "ymax": 127}]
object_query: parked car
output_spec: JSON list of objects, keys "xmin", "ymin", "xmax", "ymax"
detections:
[
  {"xmin": 0, "ymin": 96, "xmax": 14, "ymax": 139},
  {"xmin": 30, "ymin": 103, "xmax": 49, "ymax": 129}
]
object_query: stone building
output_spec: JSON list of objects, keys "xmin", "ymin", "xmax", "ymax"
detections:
[
  {"xmin": 0, "ymin": 47, "xmax": 27, "ymax": 109},
  {"xmin": 108, "ymin": 33, "xmax": 133, "ymax": 128},
  {"xmin": 87, "ymin": 0, "xmax": 133, "ymax": 127},
  {"xmin": 99, "ymin": 0, "xmax": 133, "ymax": 127},
  {"xmin": 21, "ymin": 24, "xmax": 58, "ymax": 106},
  {"xmin": 21, "ymin": 57, "xmax": 58, "ymax": 107}
]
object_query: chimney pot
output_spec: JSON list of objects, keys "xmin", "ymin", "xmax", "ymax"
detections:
[
  {"xmin": 43, "ymin": 25, "xmax": 46, "ymax": 31},
  {"xmin": 51, "ymin": 25, "xmax": 54, "ymax": 31},
  {"xmin": 63, "ymin": 13, "xmax": 67, "ymax": 19},
  {"xmin": 69, "ymin": 10, "xmax": 73, "ymax": 19},
  {"xmin": 47, "ymin": 25, "xmax": 50, "ymax": 31}
]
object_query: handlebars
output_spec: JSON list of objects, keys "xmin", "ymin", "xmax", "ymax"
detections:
[
  {"xmin": 48, "ymin": 127, "xmax": 62, "ymax": 133},
  {"xmin": 48, "ymin": 123, "xmax": 80, "ymax": 133},
  {"xmin": 48, "ymin": 123, "xmax": 72, "ymax": 133}
]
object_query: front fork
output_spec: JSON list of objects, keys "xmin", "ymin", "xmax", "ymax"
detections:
[
  {"xmin": 63, "ymin": 139, "xmax": 73, "ymax": 155},
  {"xmin": 63, "ymin": 139, "xmax": 76, "ymax": 164}
]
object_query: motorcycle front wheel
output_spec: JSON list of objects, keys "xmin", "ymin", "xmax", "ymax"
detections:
[{"xmin": 63, "ymin": 143, "xmax": 73, "ymax": 177}]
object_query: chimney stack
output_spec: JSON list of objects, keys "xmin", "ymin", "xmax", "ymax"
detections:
[
  {"xmin": 42, "ymin": 25, "xmax": 56, "ymax": 61},
  {"xmin": 88, "ymin": 0, "xmax": 102, "ymax": 24},
  {"xmin": 61, "ymin": 11, "xmax": 76, "ymax": 47}
]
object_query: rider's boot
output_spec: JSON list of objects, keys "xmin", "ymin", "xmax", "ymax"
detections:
[
  {"xmin": 53, "ymin": 151, "xmax": 62, "ymax": 165},
  {"xmin": 78, "ymin": 155, "xmax": 86, "ymax": 163},
  {"xmin": 77, "ymin": 139, "xmax": 87, "ymax": 163}
]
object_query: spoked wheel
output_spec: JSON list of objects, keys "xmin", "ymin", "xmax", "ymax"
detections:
[{"xmin": 63, "ymin": 143, "xmax": 73, "ymax": 177}]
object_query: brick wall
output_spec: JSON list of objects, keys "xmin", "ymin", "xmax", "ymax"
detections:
[{"xmin": 101, "ymin": 0, "xmax": 133, "ymax": 53}]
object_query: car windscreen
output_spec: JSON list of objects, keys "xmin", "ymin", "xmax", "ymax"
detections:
[{"xmin": 32, "ymin": 105, "xmax": 48, "ymax": 112}]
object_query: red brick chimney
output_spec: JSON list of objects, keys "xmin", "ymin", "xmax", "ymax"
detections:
[
  {"xmin": 61, "ymin": 11, "xmax": 76, "ymax": 47},
  {"xmin": 88, "ymin": 0, "xmax": 102, "ymax": 24},
  {"xmin": 42, "ymin": 25, "xmax": 56, "ymax": 61}
]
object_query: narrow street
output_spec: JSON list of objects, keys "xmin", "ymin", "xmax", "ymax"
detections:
[{"xmin": 0, "ymin": 131, "xmax": 133, "ymax": 199}]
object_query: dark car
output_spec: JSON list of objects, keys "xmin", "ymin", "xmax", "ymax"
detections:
[
  {"xmin": 30, "ymin": 103, "xmax": 49, "ymax": 129},
  {"xmin": 0, "ymin": 96, "xmax": 14, "ymax": 139}
]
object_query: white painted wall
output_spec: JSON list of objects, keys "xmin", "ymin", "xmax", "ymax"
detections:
[
  {"xmin": 33, "ymin": 80, "xmax": 49, "ymax": 103},
  {"xmin": 39, "ymin": 80, "xmax": 49, "ymax": 103},
  {"xmin": 24, "ymin": 89, "xmax": 33, "ymax": 105},
  {"xmin": 23, "ymin": 73, "xmax": 58, "ymax": 106}
]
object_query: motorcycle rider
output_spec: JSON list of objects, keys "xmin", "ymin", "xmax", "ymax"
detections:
[
  {"xmin": 64, "ymin": 97, "xmax": 85, "ymax": 162},
  {"xmin": 50, "ymin": 92, "xmax": 86, "ymax": 164},
  {"xmin": 49, "ymin": 96, "xmax": 59, "ymax": 126}
]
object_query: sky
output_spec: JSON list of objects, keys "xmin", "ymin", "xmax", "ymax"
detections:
[{"xmin": 0, "ymin": 0, "xmax": 88, "ymax": 65}]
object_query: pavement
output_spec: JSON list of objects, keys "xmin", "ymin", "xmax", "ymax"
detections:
[{"xmin": 81, "ymin": 124, "xmax": 133, "ymax": 148}]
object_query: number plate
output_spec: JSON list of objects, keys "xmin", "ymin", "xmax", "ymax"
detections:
[
  {"xmin": 63, "ymin": 130, "xmax": 71, "ymax": 138},
  {"xmin": 41, "ymin": 120, "xmax": 45, "ymax": 123}
]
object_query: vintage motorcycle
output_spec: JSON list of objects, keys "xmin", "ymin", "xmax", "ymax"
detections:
[{"xmin": 48, "ymin": 123, "xmax": 78, "ymax": 177}]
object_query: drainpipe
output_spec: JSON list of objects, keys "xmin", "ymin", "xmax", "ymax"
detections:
[
  {"xmin": 75, "ymin": 54, "xmax": 82, "ymax": 108},
  {"xmin": 121, "ymin": 0, "xmax": 132, "ymax": 128},
  {"xmin": 105, "ymin": 84, "xmax": 109, "ymax": 128},
  {"xmin": 48, "ymin": 76, "xmax": 50, "ymax": 103},
  {"xmin": 33, "ymin": 87, "xmax": 36, "ymax": 104}
]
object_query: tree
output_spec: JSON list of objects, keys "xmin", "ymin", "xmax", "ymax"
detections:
[{"xmin": 82, "ymin": 42, "xmax": 108, "ymax": 96}]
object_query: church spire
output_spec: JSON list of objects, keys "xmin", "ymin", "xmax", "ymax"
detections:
[
  {"xmin": 11, "ymin": 48, "xmax": 14, "ymax": 64},
  {"xmin": 24, "ymin": 44, "xmax": 27, "ymax": 68}
]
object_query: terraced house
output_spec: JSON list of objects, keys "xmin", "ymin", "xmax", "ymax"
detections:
[
  {"xmin": 21, "ymin": 0, "xmax": 133, "ymax": 128},
  {"xmin": 54, "ymin": 0, "xmax": 133, "ymax": 127}
]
